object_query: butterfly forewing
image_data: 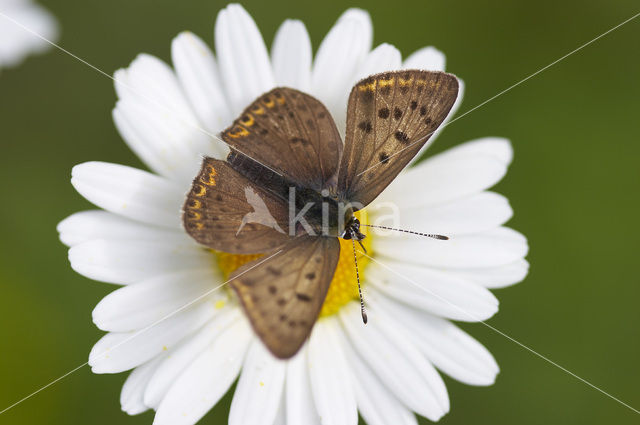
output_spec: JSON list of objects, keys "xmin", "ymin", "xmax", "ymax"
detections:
[
  {"xmin": 337, "ymin": 70, "xmax": 459, "ymax": 207},
  {"xmin": 229, "ymin": 235, "xmax": 340, "ymax": 359},
  {"xmin": 183, "ymin": 158, "xmax": 292, "ymax": 254},
  {"xmin": 221, "ymin": 87, "xmax": 343, "ymax": 191}
]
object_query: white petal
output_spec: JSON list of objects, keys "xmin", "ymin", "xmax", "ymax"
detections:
[
  {"xmin": 367, "ymin": 260, "xmax": 499, "ymax": 321},
  {"xmin": 402, "ymin": 46, "xmax": 446, "ymax": 71},
  {"xmin": 311, "ymin": 8, "xmax": 372, "ymax": 132},
  {"xmin": 371, "ymin": 191, "xmax": 512, "ymax": 237},
  {"xmin": 144, "ymin": 309, "xmax": 241, "ymax": 409},
  {"xmin": 271, "ymin": 396, "xmax": 286, "ymax": 425},
  {"xmin": 369, "ymin": 293, "xmax": 499, "ymax": 386},
  {"xmin": 339, "ymin": 304, "xmax": 449, "ymax": 421},
  {"xmin": 92, "ymin": 269, "xmax": 225, "ymax": 331},
  {"xmin": 286, "ymin": 345, "xmax": 320, "ymax": 425},
  {"xmin": 89, "ymin": 301, "xmax": 216, "ymax": 374},
  {"xmin": 271, "ymin": 20, "xmax": 312, "ymax": 91},
  {"xmin": 120, "ymin": 353, "xmax": 166, "ymax": 415},
  {"xmin": 308, "ymin": 318, "xmax": 357, "ymax": 425},
  {"xmin": 57, "ymin": 210, "xmax": 191, "ymax": 247},
  {"xmin": 374, "ymin": 226, "xmax": 528, "ymax": 269},
  {"xmin": 215, "ymin": 4, "xmax": 275, "ymax": 116},
  {"xmin": 452, "ymin": 259, "xmax": 530, "ymax": 288},
  {"xmin": 0, "ymin": 1, "xmax": 57, "ymax": 68},
  {"xmin": 69, "ymin": 239, "xmax": 211, "ymax": 285},
  {"xmin": 229, "ymin": 340, "xmax": 286, "ymax": 425},
  {"xmin": 71, "ymin": 162, "xmax": 184, "ymax": 228},
  {"xmin": 436, "ymin": 137, "xmax": 514, "ymax": 164},
  {"xmin": 153, "ymin": 319, "xmax": 251, "ymax": 425},
  {"xmin": 355, "ymin": 43, "xmax": 402, "ymax": 80},
  {"xmin": 113, "ymin": 55, "xmax": 213, "ymax": 182},
  {"xmin": 337, "ymin": 328, "xmax": 418, "ymax": 425},
  {"xmin": 380, "ymin": 139, "xmax": 511, "ymax": 209},
  {"xmin": 114, "ymin": 54, "xmax": 190, "ymax": 114},
  {"xmin": 172, "ymin": 31, "xmax": 233, "ymax": 141}
]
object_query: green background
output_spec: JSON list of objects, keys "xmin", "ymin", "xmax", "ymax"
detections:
[{"xmin": 1, "ymin": 0, "xmax": 639, "ymax": 424}]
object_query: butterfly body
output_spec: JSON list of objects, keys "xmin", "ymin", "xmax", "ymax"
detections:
[{"xmin": 183, "ymin": 70, "xmax": 459, "ymax": 358}]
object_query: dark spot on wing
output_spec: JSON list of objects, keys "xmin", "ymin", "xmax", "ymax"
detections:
[
  {"xmin": 393, "ymin": 107, "xmax": 403, "ymax": 120},
  {"xmin": 268, "ymin": 285, "xmax": 277, "ymax": 294},
  {"xmin": 277, "ymin": 298, "xmax": 286, "ymax": 306},
  {"xmin": 305, "ymin": 272, "xmax": 316, "ymax": 280},
  {"xmin": 410, "ymin": 101, "xmax": 418, "ymax": 110},
  {"xmin": 267, "ymin": 266, "xmax": 282, "ymax": 276},
  {"xmin": 357, "ymin": 121, "xmax": 372, "ymax": 133},
  {"xmin": 420, "ymin": 106, "xmax": 427, "ymax": 116},
  {"xmin": 378, "ymin": 107, "xmax": 390, "ymax": 119},
  {"xmin": 379, "ymin": 152, "xmax": 390, "ymax": 164},
  {"xmin": 296, "ymin": 293, "xmax": 312, "ymax": 302},
  {"xmin": 394, "ymin": 131, "xmax": 409, "ymax": 143}
]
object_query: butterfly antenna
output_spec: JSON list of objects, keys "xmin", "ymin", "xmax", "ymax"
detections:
[
  {"xmin": 351, "ymin": 239, "xmax": 368, "ymax": 324},
  {"xmin": 361, "ymin": 224, "xmax": 449, "ymax": 240},
  {"xmin": 357, "ymin": 239, "xmax": 367, "ymax": 254}
]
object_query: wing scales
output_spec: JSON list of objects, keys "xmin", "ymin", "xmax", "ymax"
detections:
[{"xmin": 229, "ymin": 236, "xmax": 340, "ymax": 358}]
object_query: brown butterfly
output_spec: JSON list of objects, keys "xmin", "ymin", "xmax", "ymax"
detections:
[{"xmin": 183, "ymin": 70, "xmax": 459, "ymax": 358}]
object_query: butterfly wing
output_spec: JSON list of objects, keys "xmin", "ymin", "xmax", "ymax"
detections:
[
  {"xmin": 221, "ymin": 87, "xmax": 343, "ymax": 191},
  {"xmin": 183, "ymin": 157, "xmax": 292, "ymax": 254},
  {"xmin": 229, "ymin": 235, "xmax": 340, "ymax": 358},
  {"xmin": 337, "ymin": 70, "xmax": 459, "ymax": 207}
]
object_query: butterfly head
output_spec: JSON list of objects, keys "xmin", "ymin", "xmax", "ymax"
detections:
[{"xmin": 341, "ymin": 215, "xmax": 366, "ymax": 244}]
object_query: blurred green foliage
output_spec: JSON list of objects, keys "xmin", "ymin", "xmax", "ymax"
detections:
[{"xmin": 0, "ymin": 0, "xmax": 639, "ymax": 424}]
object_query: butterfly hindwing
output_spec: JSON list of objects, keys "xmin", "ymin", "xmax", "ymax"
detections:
[
  {"xmin": 337, "ymin": 70, "xmax": 459, "ymax": 207},
  {"xmin": 221, "ymin": 87, "xmax": 343, "ymax": 191},
  {"xmin": 229, "ymin": 235, "xmax": 340, "ymax": 359},
  {"xmin": 183, "ymin": 157, "xmax": 292, "ymax": 254}
]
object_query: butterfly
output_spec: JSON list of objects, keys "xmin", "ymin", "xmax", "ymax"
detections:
[{"xmin": 183, "ymin": 70, "xmax": 459, "ymax": 358}]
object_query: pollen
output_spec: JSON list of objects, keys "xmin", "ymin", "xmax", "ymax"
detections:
[{"xmin": 215, "ymin": 211, "xmax": 371, "ymax": 317}]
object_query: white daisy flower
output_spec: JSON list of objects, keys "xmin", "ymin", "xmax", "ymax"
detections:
[
  {"xmin": 58, "ymin": 4, "xmax": 528, "ymax": 425},
  {"xmin": 0, "ymin": 0, "xmax": 57, "ymax": 69}
]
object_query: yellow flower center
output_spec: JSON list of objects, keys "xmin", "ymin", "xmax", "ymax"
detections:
[{"xmin": 216, "ymin": 211, "xmax": 371, "ymax": 317}]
